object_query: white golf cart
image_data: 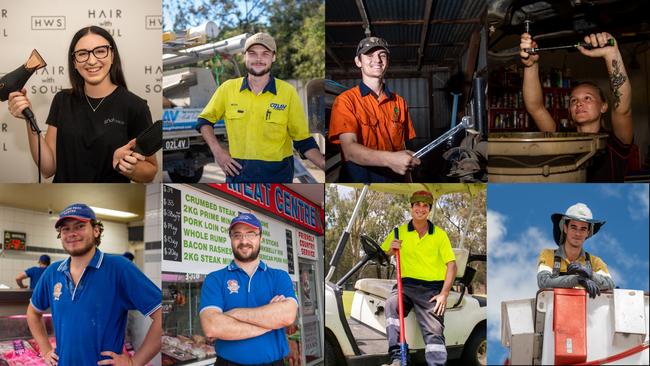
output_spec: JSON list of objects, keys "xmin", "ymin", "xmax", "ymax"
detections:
[{"xmin": 325, "ymin": 184, "xmax": 487, "ymax": 366}]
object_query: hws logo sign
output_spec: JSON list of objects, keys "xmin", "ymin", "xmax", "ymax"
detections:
[{"xmin": 31, "ymin": 16, "xmax": 66, "ymax": 30}]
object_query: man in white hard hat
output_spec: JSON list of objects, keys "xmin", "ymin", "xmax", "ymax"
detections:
[{"xmin": 537, "ymin": 203, "xmax": 614, "ymax": 298}]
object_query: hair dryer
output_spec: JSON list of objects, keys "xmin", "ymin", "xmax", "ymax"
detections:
[{"xmin": 0, "ymin": 49, "xmax": 47, "ymax": 133}]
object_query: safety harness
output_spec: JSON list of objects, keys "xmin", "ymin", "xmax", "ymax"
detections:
[{"xmin": 553, "ymin": 249, "xmax": 592, "ymax": 276}]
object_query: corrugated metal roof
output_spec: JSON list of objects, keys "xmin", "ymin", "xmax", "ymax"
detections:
[
  {"xmin": 333, "ymin": 75, "xmax": 459, "ymax": 141},
  {"xmin": 326, "ymin": 0, "xmax": 486, "ymax": 73}
]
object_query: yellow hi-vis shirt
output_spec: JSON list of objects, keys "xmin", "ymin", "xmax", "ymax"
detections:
[
  {"xmin": 198, "ymin": 76, "xmax": 311, "ymax": 161},
  {"xmin": 381, "ymin": 221, "xmax": 456, "ymax": 281},
  {"xmin": 537, "ymin": 248, "xmax": 611, "ymax": 276}
]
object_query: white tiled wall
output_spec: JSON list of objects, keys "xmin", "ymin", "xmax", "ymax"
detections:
[
  {"xmin": 0, "ymin": 252, "xmax": 68, "ymax": 289},
  {"xmin": 0, "ymin": 205, "xmax": 131, "ymax": 288},
  {"xmin": 144, "ymin": 184, "xmax": 162, "ymax": 287}
]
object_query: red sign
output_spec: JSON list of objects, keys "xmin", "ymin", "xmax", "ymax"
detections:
[
  {"xmin": 4, "ymin": 231, "xmax": 26, "ymax": 251},
  {"xmin": 208, "ymin": 184, "xmax": 324, "ymax": 235},
  {"xmin": 297, "ymin": 229, "xmax": 317, "ymax": 259}
]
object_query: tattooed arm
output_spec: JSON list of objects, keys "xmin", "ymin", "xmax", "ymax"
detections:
[{"xmin": 577, "ymin": 32, "xmax": 633, "ymax": 144}]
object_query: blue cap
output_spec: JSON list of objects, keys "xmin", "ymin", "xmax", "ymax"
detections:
[
  {"xmin": 39, "ymin": 255, "xmax": 51, "ymax": 265},
  {"xmin": 55, "ymin": 203, "xmax": 97, "ymax": 228},
  {"xmin": 229, "ymin": 212, "xmax": 262, "ymax": 231}
]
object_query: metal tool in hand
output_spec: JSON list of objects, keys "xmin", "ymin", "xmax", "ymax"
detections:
[
  {"xmin": 524, "ymin": 39, "xmax": 615, "ymax": 54},
  {"xmin": 413, "ymin": 116, "xmax": 474, "ymax": 159}
]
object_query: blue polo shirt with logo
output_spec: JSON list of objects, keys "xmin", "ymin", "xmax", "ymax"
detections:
[
  {"xmin": 25, "ymin": 266, "xmax": 47, "ymax": 289},
  {"xmin": 200, "ymin": 260, "xmax": 298, "ymax": 364},
  {"xmin": 30, "ymin": 249, "xmax": 161, "ymax": 365}
]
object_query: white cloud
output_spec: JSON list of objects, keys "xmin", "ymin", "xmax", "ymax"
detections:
[
  {"xmin": 627, "ymin": 184, "xmax": 649, "ymax": 221},
  {"xmin": 599, "ymin": 185, "xmax": 624, "ymax": 198},
  {"xmin": 487, "ymin": 214, "xmax": 556, "ymax": 345},
  {"xmin": 606, "ymin": 265, "xmax": 625, "ymax": 288},
  {"xmin": 487, "ymin": 210, "xmax": 507, "ymax": 245}
]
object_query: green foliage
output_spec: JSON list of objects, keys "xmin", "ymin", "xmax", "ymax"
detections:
[
  {"xmin": 163, "ymin": 0, "xmax": 268, "ymax": 32},
  {"xmin": 164, "ymin": 0, "xmax": 324, "ymax": 81}
]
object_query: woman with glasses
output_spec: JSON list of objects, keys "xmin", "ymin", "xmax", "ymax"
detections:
[{"xmin": 6, "ymin": 26, "xmax": 157, "ymax": 182}]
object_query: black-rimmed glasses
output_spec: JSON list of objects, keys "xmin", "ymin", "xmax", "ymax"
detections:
[
  {"xmin": 72, "ymin": 45, "xmax": 112, "ymax": 63},
  {"xmin": 230, "ymin": 232, "xmax": 260, "ymax": 241}
]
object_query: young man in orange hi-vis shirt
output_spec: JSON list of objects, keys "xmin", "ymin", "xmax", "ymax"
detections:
[{"xmin": 328, "ymin": 36, "xmax": 420, "ymax": 182}]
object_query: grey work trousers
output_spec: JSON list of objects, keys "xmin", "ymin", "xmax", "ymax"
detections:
[{"xmin": 385, "ymin": 281, "xmax": 446, "ymax": 366}]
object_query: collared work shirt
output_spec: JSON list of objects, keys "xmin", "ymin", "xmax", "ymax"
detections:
[
  {"xmin": 25, "ymin": 266, "xmax": 47, "ymax": 289},
  {"xmin": 381, "ymin": 220, "xmax": 456, "ymax": 281},
  {"xmin": 30, "ymin": 249, "xmax": 162, "ymax": 365},
  {"xmin": 329, "ymin": 82, "xmax": 416, "ymax": 153},
  {"xmin": 197, "ymin": 76, "xmax": 315, "ymax": 161},
  {"xmin": 199, "ymin": 260, "xmax": 298, "ymax": 364},
  {"xmin": 537, "ymin": 246, "xmax": 611, "ymax": 277},
  {"xmin": 197, "ymin": 76, "xmax": 317, "ymax": 182}
]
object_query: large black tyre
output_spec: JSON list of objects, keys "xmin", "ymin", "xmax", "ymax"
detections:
[
  {"xmin": 168, "ymin": 166, "xmax": 204, "ymax": 183},
  {"xmin": 461, "ymin": 323, "xmax": 487, "ymax": 366},
  {"xmin": 325, "ymin": 336, "xmax": 346, "ymax": 366}
]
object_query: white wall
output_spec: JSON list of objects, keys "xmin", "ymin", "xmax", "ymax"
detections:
[
  {"xmin": 0, "ymin": 205, "xmax": 130, "ymax": 288},
  {"xmin": 0, "ymin": 0, "xmax": 162, "ymax": 182}
]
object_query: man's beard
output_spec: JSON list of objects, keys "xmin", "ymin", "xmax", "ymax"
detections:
[
  {"xmin": 233, "ymin": 243, "xmax": 261, "ymax": 262},
  {"xmin": 64, "ymin": 239, "xmax": 95, "ymax": 257},
  {"xmin": 246, "ymin": 63, "xmax": 271, "ymax": 77}
]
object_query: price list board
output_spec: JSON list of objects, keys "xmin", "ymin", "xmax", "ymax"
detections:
[{"xmin": 163, "ymin": 185, "xmax": 182, "ymax": 262}]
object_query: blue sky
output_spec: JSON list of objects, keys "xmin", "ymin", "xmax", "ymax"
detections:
[{"xmin": 486, "ymin": 183, "xmax": 649, "ymax": 365}]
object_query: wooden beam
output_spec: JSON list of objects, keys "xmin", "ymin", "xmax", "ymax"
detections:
[
  {"xmin": 327, "ymin": 42, "xmax": 464, "ymax": 48},
  {"xmin": 354, "ymin": 0, "xmax": 371, "ymax": 37},
  {"xmin": 417, "ymin": 0, "xmax": 435, "ymax": 71},
  {"xmin": 326, "ymin": 18, "xmax": 482, "ymax": 27},
  {"xmin": 462, "ymin": 29, "xmax": 481, "ymax": 111}
]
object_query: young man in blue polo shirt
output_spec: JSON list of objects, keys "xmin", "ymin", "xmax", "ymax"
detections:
[
  {"xmin": 196, "ymin": 32, "xmax": 325, "ymax": 183},
  {"xmin": 200, "ymin": 212, "xmax": 299, "ymax": 366},
  {"xmin": 16, "ymin": 254, "xmax": 50, "ymax": 289},
  {"xmin": 26, "ymin": 203, "xmax": 162, "ymax": 366}
]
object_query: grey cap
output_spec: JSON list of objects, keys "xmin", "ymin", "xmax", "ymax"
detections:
[{"xmin": 356, "ymin": 36, "xmax": 390, "ymax": 56}]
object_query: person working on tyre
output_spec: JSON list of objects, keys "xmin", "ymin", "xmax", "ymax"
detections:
[
  {"xmin": 380, "ymin": 191, "xmax": 457, "ymax": 366},
  {"xmin": 328, "ymin": 36, "xmax": 420, "ymax": 182},
  {"xmin": 537, "ymin": 203, "xmax": 615, "ymax": 298},
  {"xmin": 196, "ymin": 32, "xmax": 325, "ymax": 183},
  {"xmin": 520, "ymin": 32, "xmax": 634, "ymax": 182}
]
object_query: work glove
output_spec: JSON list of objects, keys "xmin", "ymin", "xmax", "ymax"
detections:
[
  {"xmin": 567, "ymin": 262, "xmax": 592, "ymax": 279},
  {"xmin": 577, "ymin": 277, "xmax": 600, "ymax": 299}
]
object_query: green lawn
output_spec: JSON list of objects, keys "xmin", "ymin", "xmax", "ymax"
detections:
[{"xmin": 342, "ymin": 290, "xmax": 355, "ymax": 318}]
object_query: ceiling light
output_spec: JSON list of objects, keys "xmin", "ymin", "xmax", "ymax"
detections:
[{"xmin": 89, "ymin": 206, "xmax": 138, "ymax": 219}]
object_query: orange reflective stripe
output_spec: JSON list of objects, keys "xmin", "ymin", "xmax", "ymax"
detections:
[{"xmin": 329, "ymin": 86, "xmax": 416, "ymax": 155}]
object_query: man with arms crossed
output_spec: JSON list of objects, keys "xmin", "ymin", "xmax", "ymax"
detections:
[{"xmin": 200, "ymin": 212, "xmax": 298, "ymax": 366}]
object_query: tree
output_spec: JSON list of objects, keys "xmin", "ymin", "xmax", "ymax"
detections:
[
  {"xmin": 163, "ymin": 0, "xmax": 324, "ymax": 81},
  {"xmin": 163, "ymin": 0, "xmax": 269, "ymax": 32}
]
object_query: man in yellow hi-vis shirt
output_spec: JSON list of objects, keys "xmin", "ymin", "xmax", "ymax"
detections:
[
  {"xmin": 380, "ymin": 191, "xmax": 457, "ymax": 366},
  {"xmin": 537, "ymin": 203, "xmax": 614, "ymax": 298},
  {"xmin": 196, "ymin": 32, "xmax": 325, "ymax": 182}
]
